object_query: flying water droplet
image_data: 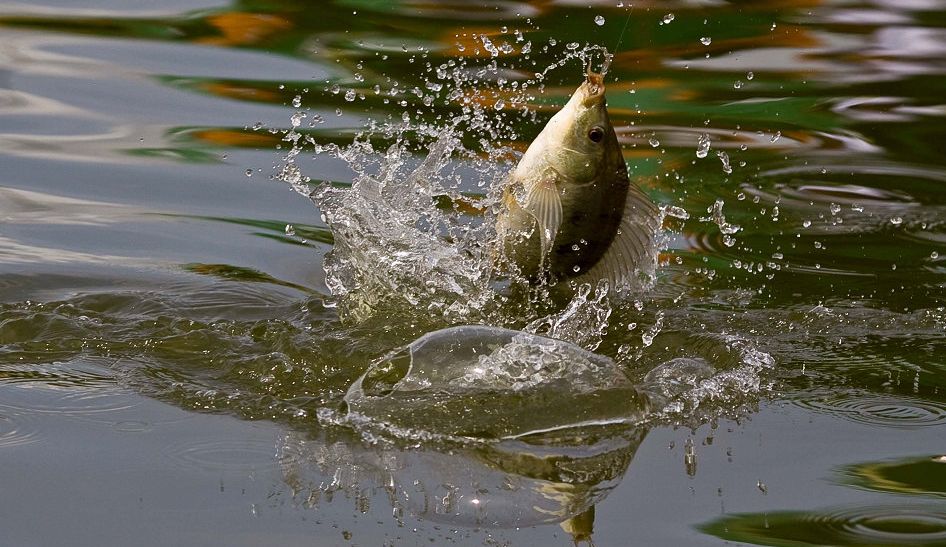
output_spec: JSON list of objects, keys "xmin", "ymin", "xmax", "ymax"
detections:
[
  {"xmin": 717, "ymin": 151, "xmax": 732, "ymax": 174},
  {"xmin": 696, "ymin": 133, "xmax": 711, "ymax": 158},
  {"xmin": 594, "ymin": 15, "xmax": 606, "ymax": 26},
  {"xmin": 661, "ymin": 13, "xmax": 675, "ymax": 25},
  {"xmin": 700, "ymin": 37, "xmax": 712, "ymax": 45}
]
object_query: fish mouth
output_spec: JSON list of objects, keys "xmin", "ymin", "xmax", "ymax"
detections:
[{"xmin": 582, "ymin": 71, "xmax": 606, "ymax": 106}]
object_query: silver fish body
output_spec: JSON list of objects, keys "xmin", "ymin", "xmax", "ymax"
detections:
[{"xmin": 495, "ymin": 72, "xmax": 659, "ymax": 288}]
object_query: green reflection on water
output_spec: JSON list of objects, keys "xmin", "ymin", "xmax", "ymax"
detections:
[
  {"xmin": 841, "ymin": 456, "xmax": 946, "ymax": 498},
  {"xmin": 700, "ymin": 505, "xmax": 946, "ymax": 547}
]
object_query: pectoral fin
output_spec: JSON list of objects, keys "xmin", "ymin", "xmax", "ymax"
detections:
[
  {"xmin": 580, "ymin": 184, "xmax": 660, "ymax": 289},
  {"xmin": 522, "ymin": 179, "xmax": 563, "ymax": 262}
]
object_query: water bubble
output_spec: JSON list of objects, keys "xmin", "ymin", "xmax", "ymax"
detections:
[
  {"xmin": 931, "ymin": 251, "xmax": 939, "ymax": 260},
  {"xmin": 700, "ymin": 37, "xmax": 712, "ymax": 45},
  {"xmin": 649, "ymin": 137, "xmax": 660, "ymax": 148},
  {"xmin": 291, "ymin": 95, "xmax": 302, "ymax": 108},
  {"xmin": 814, "ymin": 241, "xmax": 823, "ymax": 249},
  {"xmin": 696, "ymin": 133, "xmax": 711, "ymax": 158},
  {"xmin": 329, "ymin": 84, "xmax": 340, "ymax": 94},
  {"xmin": 344, "ymin": 90, "xmax": 356, "ymax": 102},
  {"xmin": 891, "ymin": 217, "xmax": 903, "ymax": 225},
  {"xmin": 746, "ymin": 71, "xmax": 754, "ymax": 80},
  {"xmin": 594, "ymin": 15, "xmax": 605, "ymax": 26},
  {"xmin": 733, "ymin": 80, "xmax": 743, "ymax": 89},
  {"xmin": 245, "ymin": 169, "xmax": 253, "ymax": 177},
  {"xmin": 661, "ymin": 13, "xmax": 675, "ymax": 25},
  {"xmin": 494, "ymin": 99, "xmax": 505, "ymax": 110},
  {"xmin": 573, "ymin": 265, "xmax": 581, "ymax": 273},
  {"xmin": 803, "ymin": 220, "xmax": 812, "ymax": 228},
  {"xmin": 335, "ymin": 108, "xmax": 343, "ymax": 116}
]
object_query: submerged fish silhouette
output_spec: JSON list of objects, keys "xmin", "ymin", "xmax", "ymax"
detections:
[{"xmin": 495, "ymin": 70, "xmax": 659, "ymax": 288}]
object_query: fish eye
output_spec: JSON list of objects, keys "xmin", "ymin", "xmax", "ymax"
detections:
[{"xmin": 587, "ymin": 126, "xmax": 605, "ymax": 143}]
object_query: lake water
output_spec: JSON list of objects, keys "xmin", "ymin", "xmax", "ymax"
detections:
[{"xmin": 1, "ymin": 1, "xmax": 945, "ymax": 545}]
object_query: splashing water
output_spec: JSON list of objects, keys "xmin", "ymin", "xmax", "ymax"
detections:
[{"xmin": 274, "ymin": 44, "xmax": 775, "ymax": 442}]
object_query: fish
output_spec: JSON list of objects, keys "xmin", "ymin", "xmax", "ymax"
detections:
[{"xmin": 495, "ymin": 69, "xmax": 660, "ymax": 289}]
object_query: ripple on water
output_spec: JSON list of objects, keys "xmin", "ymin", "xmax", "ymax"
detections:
[
  {"xmin": 162, "ymin": 439, "xmax": 276, "ymax": 471},
  {"xmin": 840, "ymin": 455, "xmax": 946, "ymax": 498},
  {"xmin": 702, "ymin": 504, "xmax": 946, "ymax": 546},
  {"xmin": 795, "ymin": 392, "xmax": 946, "ymax": 429},
  {"xmin": 0, "ymin": 383, "xmax": 139, "ymax": 416},
  {"xmin": 0, "ymin": 413, "xmax": 41, "ymax": 448}
]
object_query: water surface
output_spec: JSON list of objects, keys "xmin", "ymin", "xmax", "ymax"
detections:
[{"xmin": 1, "ymin": 0, "xmax": 945, "ymax": 545}]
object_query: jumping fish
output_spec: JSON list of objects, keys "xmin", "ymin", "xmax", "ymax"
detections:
[{"xmin": 495, "ymin": 68, "xmax": 659, "ymax": 288}]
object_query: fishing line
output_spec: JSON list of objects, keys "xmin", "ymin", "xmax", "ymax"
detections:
[{"xmin": 609, "ymin": 6, "xmax": 634, "ymax": 77}]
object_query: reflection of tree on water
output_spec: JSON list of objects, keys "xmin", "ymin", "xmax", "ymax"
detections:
[{"xmin": 278, "ymin": 325, "xmax": 653, "ymax": 543}]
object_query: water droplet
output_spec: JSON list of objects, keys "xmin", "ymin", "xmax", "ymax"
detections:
[
  {"xmin": 573, "ymin": 265, "xmax": 581, "ymax": 272},
  {"xmin": 891, "ymin": 217, "xmax": 903, "ymax": 225},
  {"xmin": 661, "ymin": 13, "xmax": 675, "ymax": 25},
  {"xmin": 802, "ymin": 220, "xmax": 811, "ymax": 228},
  {"xmin": 666, "ymin": 206, "xmax": 689, "ymax": 220},
  {"xmin": 649, "ymin": 137, "xmax": 660, "ymax": 147},
  {"xmin": 931, "ymin": 251, "xmax": 939, "ymax": 260},
  {"xmin": 245, "ymin": 169, "xmax": 253, "ymax": 177},
  {"xmin": 700, "ymin": 37, "xmax": 712, "ymax": 45},
  {"xmin": 344, "ymin": 89, "xmax": 356, "ymax": 102},
  {"xmin": 291, "ymin": 95, "xmax": 302, "ymax": 108},
  {"xmin": 494, "ymin": 99, "xmax": 505, "ymax": 110},
  {"xmin": 814, "ymin": 241, "xmax": 823, "ymax": 249},
  {"xmin": 717, "ymin": 151, "xmax": 732, "ymax": 174},
  {"xmin": 285, "ymin": 224, "xmax": 295, "ymax": 236},
  {"xmin": 733, "ymin": 80, "xmax": 744, "ymax": 89},
  {"xmin": 594, "ymin": 15, "xmax": 605, "ymax": 26},
  {"xmin": 770, "ymin": 131, "xmax": 781, "ymax": 143},
  {"xmin": 829, "ymin": 203, "xmax": 841, "ymax": 215},
  {"xmin": 746, "ymin": 71, "xmax": 754, "ymax": 80},
  {"xmin": 696, "ymin": 133, "xmax": 711, "ymax": 158}
]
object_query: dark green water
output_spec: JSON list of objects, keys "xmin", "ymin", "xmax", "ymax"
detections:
[{"xmin": 1, "ymin": 1, "xmax": 945, "ymax": 545}]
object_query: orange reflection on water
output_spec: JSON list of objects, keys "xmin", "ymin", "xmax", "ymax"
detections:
[{"xmin": 200, "ymin": 12, "xmax": 292, "ymax": 46}]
